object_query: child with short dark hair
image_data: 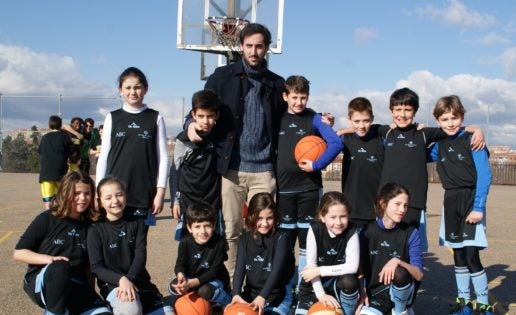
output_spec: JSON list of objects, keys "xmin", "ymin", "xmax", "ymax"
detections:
[
  {"xmin": 358, "ymin": 183, "xmax": 424, "ymax": 315},
  {"xmin": 296, "ymin": 192, "xmax": 359, "ymax": 315},
  {"xmin": 429, "ymin": 95, "xmax": 493, "ymax": 315},
  {"xmin": 277, "ymin": 75, "xmax": 343, "ymax": 280},
  {"xmin": 339, "ymin": 97, "xmax": 384, "ymax": 229},
  {"xmin": 87, "ymin": 176, "xmax": 173, "ymax": 315},
  {"xmin": 169, "ymin": 89, "xmax": 222, "ymax": 240},
  {"xmin": 169, "ymin": 202, "xmax": 231, "ymax": 309},
  {"xmin": 231, "ymin": 192, "xmax": 295, "ymax": 315},
  {"xmin": 38, "ymin": 115, "xmax": 72, "ymax": 209}
]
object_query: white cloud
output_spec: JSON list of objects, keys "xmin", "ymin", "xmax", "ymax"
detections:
[
  {"xmin": 468, "ymin": 32, "xmax": 511, "ymax": 46},
  {"xmin": 353, "ymin": 27, "xmax": 379, "ymax": 43},
  {"xmin": 416, "ymin": 0, "xmax": 497, "ymax": 30},
  {"xmin": 497, "ymin": 47, "xmax": 516, "ymax": 77}
]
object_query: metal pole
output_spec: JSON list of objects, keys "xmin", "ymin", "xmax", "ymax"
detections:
[
  {"xmin": 181, "ymin": 97, "xmax": 185, "ymax": 125},
  {"xmin": 58, "ymin": 93, "xmax": 62, "ymax": 116}
]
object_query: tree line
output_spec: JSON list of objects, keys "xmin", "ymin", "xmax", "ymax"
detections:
[{"xmin": 1, "ymin": 126, "xmax": 40, "ymax": 172}]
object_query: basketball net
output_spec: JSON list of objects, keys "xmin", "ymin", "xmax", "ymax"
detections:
[{"xmin": 206, "ymin": 16, "xmax": 249, "ymax": 62}]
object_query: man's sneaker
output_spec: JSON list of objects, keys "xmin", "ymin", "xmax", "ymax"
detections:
[
  {"xmin": 448, "ymin": 297, "xmax": 474, "ymax": 315},
  {"xmin": 475, "ymin": 302, "xmax": 494, "ymax": 315}
]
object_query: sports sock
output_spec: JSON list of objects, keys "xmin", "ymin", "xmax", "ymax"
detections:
[
  {"xmin": 454, "ymin": 265, "xmax": 471, "ymax": 301},
  {"xmin": 389, "ymin": 282, "xmax": 414, "ymax": 314},
  {"xmin": 338, "ymin": 289, "xmax": 358, "ymax": 315},
  {"xmin": 471, "ymin": 269, "xmax": 489, "ymax": 305}
]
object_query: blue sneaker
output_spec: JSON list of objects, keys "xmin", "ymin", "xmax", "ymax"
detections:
[
  {"xmin": 475, "ymin": 302, "xmax": 493, "ymax": 315},
  {"xmin": 448, "ymin": 297, "xmax": 474, "ymax": 315}
]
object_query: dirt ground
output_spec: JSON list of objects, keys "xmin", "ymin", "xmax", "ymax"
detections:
[{"xmin": 0, "ymin": 173, "xmax": 514, "ymax": 314}]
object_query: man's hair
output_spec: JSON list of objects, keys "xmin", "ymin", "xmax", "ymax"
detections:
[
  {"xmin": 284, "ymin": 75, "xmax": 310, "ymax": 95},
  {"xmin": 84, "ymin": 118, "xmax": 94, "ymax": 126},
  {"xmin": 389, "ymin": 87, "xmax": 419, "ymax": 112},
  {"xmin": 433, "ymin": 95, "xmax": 466, "ymax": 119},
  {"xmin": 191, "ymin": 89, "xmax": 219, "ymax": 112},
  {"xmin": 185, "ymin": 201, "xmax": 217, "ymax": 226},
  {"xmin": 348, "ymin": 97, "xmax": 373, "ymax": 118},
  {"xmin": 239, "ymin": 23, "xmax": 272, "ymax": 47},
  {"xmin": 48, "ymin": 115, "xmax": 62, "ymax": 130}
]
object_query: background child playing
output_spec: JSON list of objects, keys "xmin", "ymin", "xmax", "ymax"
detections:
[
  {"xmin": 429, "ymin": 95, "xmax": 493, "ymax": 315},
  {"xmin": 38, "ymin": 115, "xmax": 72, "ymax": 209},
  {"xmin": 169, "ymin": 89, "xmax": 222, "ymax": 240},
  {"xmin": 13, "ymin": 171, "xmax": 111, "ymax": 315},
  {"xmin": 169, "ymin": 202, "xmax": 231, "ymax": 309},
  {"xmin": 358, "ymin": 183, "xmax": 423, "ymax": 315},
  {"xmin": 87, "ymin": 176, "xmax": 173, "ymax": 315},
  {"xmin": 338, "ymin": 97, "xmax": 384, "ymax": 229},
  {"xmin": 277, "ymin": 75, "xmax": 343, "ymax": 279},
  {"xmin": 296, "ymin": 191, "xmax": 359, "ymax": 315},
  {"xmin": 96, "ymin": 67, "xmax": 168, "ymax": 225},
  {"xmin": 231, "ymin": 192, "xmax": 295, "ymax": 315}
]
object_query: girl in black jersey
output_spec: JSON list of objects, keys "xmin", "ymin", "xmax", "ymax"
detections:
[
  {"xmin": 88, "ymin": 176, "xmax": 173, "ymax": 315},
  {"xmin": 13, "ymin": 171, "xmax": 111, "ymax": 315},
  {"xmin": 230, "ymin": 192, "xmax": 295, "ymax": 315},
  {"xmin": 358, "ymin": 183, "xmax": 423, "ymax": 315},
  {"xmin": 295, "ymin": 192, "xmax": 359, "ymax": 315}
]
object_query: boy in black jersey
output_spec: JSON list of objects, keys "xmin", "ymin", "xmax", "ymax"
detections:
[
  {"xmin": 169, "ymin": 90, "xmax": 222, "ymax": 240},
  {"xmin": 338, "ymin": 97, "xmax": 384, "ymax": 229},
  {"xmin": 377, "ymin": 88, "xmax": 484, "ymax": 252},
  {"xmin": 169, "ymin": 202, "xmax": 231, "ymax": 309}
]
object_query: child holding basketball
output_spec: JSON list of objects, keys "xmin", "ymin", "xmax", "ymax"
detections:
[
  {"xmin": 231, "ymin": 192, "xmax": 295, "ymax": 315},
  {"xmin": 87, "ymin": 176, "xmax": 173, "ymax": 315},
  {"xmin": 169, "ymin": 89, "xmax": 222, "ymax": 240},
  {"xmin": 428, "ymin": 95, "xmax": 493, "ymax": 315},
  {"xmin": 13, "ymin": 171, "xmax": 111, "ymax": 315},
  {"xmin": 358, "ymin": 183, "xmax": 423, "ymax": 315},
  {"xmin": 295, "ymin": 191, "xmax": 360, "ymax": 315},
  {"xmin": 169, "ymin": 201, "xmax": 232, "ymax": 309},
  {"xmin": 277, "ymin": 75, "xmax": 343, "ymax": 280}
]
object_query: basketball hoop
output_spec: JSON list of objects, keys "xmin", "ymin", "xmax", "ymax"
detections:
[{"xmin": 206, "ymin": 16, "xmax": 249, "ymax": 50}]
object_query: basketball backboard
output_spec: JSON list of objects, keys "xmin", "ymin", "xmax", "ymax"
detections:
[{"xmin": 177, "ymin": 0, "xmax": 284, "ymax": 79}]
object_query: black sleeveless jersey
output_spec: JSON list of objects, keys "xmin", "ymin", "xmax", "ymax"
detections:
[{"xmin": 436, "ymin": 131, "xmax": 476, "ymax": 189}]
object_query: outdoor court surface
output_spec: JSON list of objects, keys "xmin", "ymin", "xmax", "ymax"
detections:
[{"xmin": 0, "ymin": 173, "xmax": 514, "ymax": 314}]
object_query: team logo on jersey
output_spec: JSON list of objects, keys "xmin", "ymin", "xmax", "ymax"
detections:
[
  {"xmin": 279, "ymin": 131, "xmax": 285, "ymax": 135},
  {"xmin": 296, "ymin": 129, "xmax": 307, "ymax": 136},
  {"xmin": 386, "ymin": 142, "xmax": 394, "ymax": 147},
  {"xmin": 397, "ymin": 134, "xmax": 405, "ymax": 139},
  {"xmin": 138, "ymin": 131, "xmax": 152, "ymax": 140},
  {"xmin": 254, "ymin": 255, "xmax": 264, "ymax": 262},
  {"xmin": 68, "ymin": 229, "xmax": 78, "ymax": 237},
  {"xmin": 449, "ymin": 232, "xmax": 458, "ymax": 240},
  {"xmin": 289, "ymin": 123, "xmax": 298, "ymax": 128},
  {"xmin": 326, "ymin": 248, "xmax": 338, "ymax": 256},
  {"xmin": 380, "ymin": 240, "xmax": 390, "ymax": 247},
  {"xmin": 448, "ymin": 146, "xmax": 455, "ymax": 152},
  {"xmin": 350, "ymin": 156, "xmax": 355, "ymax": 160},
  {"xmin": 246, "ymin": 264, "xmax": 252, "ymax": 271},
  {"xmin": 367, "ymin": 155, "xmax": 377, "ymax": 162},
  {"xmin": 441, "ymin": 157, "xmax": 447, "ymax": 162},
  {"xmin": 282, "ymin": 215, "xmax": 293, "ymax": 222},
  {"xmin": 358, "ymin": 147, "xmax": 367, "ymax": 153},
  {"xmin": 337, "ymin": 255, "xmax": 346, "ymax": 263},
  {"xmin": 318, "ymin": 256, "xmax": 325, "ymax": 263},
  {"xmin": 405, "ymin": 141, "xmax": 417, "ymax": 148},
  {"xmin": 118, "ymin": 230, "xmax": 126, "ymax": 238},
  {"xmin": 194, "ymin": 253, "xmax": 202, "ymax": 260},
  {"xmin": 78, "ymin": 241, "xmax": 86, "ymax": 249},
  {"xmin": 457, "ymin": 154, "xmax": 466, "ymax": 161},
  {"xmin": 262, "ymin": 262, "xmax": 272, "ymax": 272},
  {"xmin": 128, "ymin": 122, "xmax": 140, "ymax": 129},
  {"xmin": 370, "ymin": 250, "xmax": 378, "ymax": 255},
  {"xmin": 201, "ymin": 262, "xmax": 210, "ymax": 269},
  {"xmin": 53, "ymin": 239, "xmax": 65, "ymax": 245},
  {"xmin": 109, "ymin": 243, "xmax": 118, "ymax": 249},
  {"xmin": 305, "ymin": 215, "xmax": 314, "ymax": 221},
  {"xmin": 463, "ymin": 232, "xmax": 469, "ymax": 238},
  {"xmin": 389, "ymin": 250, "xmax": 401, "ymax": 259},
  {"xmin": 115, "ymin": 132, "xmax": 126, "ymax": 138}
]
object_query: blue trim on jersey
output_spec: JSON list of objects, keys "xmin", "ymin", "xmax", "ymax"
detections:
[{"xmin": 311, "ymin": 114, "xmax": 343, "ymax": 171}]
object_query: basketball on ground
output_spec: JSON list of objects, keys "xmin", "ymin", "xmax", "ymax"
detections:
[
  {"xmin": 307, "ymin": 301, "xmax": 344, "ymax": 315},
  {"xmin": 223, "ymin": 302, "xmax": 258, "ymax": 315},
  {"xmin": 294, "ymin": 135, "xmax": 327, "ymax": 163},
  {"xmin": 174, "ymin": 291, "xmax": 211, "ymax": 315}
]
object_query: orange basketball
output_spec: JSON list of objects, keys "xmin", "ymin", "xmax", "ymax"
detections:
[
  {"xmin": 307, "ymin": 301, "xmax": 344, "ymax": 315},
  {"xmin": 223, "ymin": 302, "xmax": 258, "ymax": 315},
  {"xmin": 174, "ymin": 291, "xmax": 211, "ymax": 315},
  {"xmin": 294, "ymin": 135, "xmax": 327, "ymax": 163}
]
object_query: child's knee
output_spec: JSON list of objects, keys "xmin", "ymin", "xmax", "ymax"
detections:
[
  {"xmin": 197, "ymin": 283, "xmax": 216, "ymax": 300},
  {"xmin": 111, "ymin": 298, "xmax": 142, "ymax": 315},
  {"xmin": 393, "ymin": 266, "xmax": 413, "ymax": 287},
  {"xmin": 336, "ymin": 273, "xmax": 359, "ymax": 294}
]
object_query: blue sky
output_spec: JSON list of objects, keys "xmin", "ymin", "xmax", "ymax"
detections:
[{"xmin": 1, "ymin": 0, "xmax": 515, "ymax": 146}]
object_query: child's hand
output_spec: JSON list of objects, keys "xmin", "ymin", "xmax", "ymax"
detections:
[
  {"xmin": 173, "ymin": 273, "xmax": 187, "ymax": 295},
  {"xmin": 298, "ymin": 159, "xmax": 314, "ymax": 172},
  {"xmin": 466, "ymin": 211, "xmax": 483, "ymax": 224},
  {"xmin": 470, "ymin": 128, "xmax": 485, "ymax": 150},
  {"xmin": 187, "ymin": 121, "xmax": 203, "ymax": 142},
  {"xmin": 172, "ymin": 203, "xmax": 181, "ymax": 220},
  {"xmin": 117, "ymin": 276, "xmax": 137, "ymax": 302},
  {"xmin": 228, "ymin": 295, "xmax": 247, "ymax": 306},
  {"xmin": 321, "ymin": 112, "xmax": 335, "ymax": 127},
  {"xmin": 318, "ymin": 293, "xmax": 340, "ymax": 309},
  {"xmin": 378, "ymin": 258, "xmax": 400, "ymax": 285},
  {"xmin": 389, "ymin": 123, "xmax": 397, "ymax": 129},
  {"xmin": 250, "ymin": 296, "xmax": 266, "ymax": 315},
  {"xmin": 300, "ymin": 265, "xmax": 320, "ymax": 282}
]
